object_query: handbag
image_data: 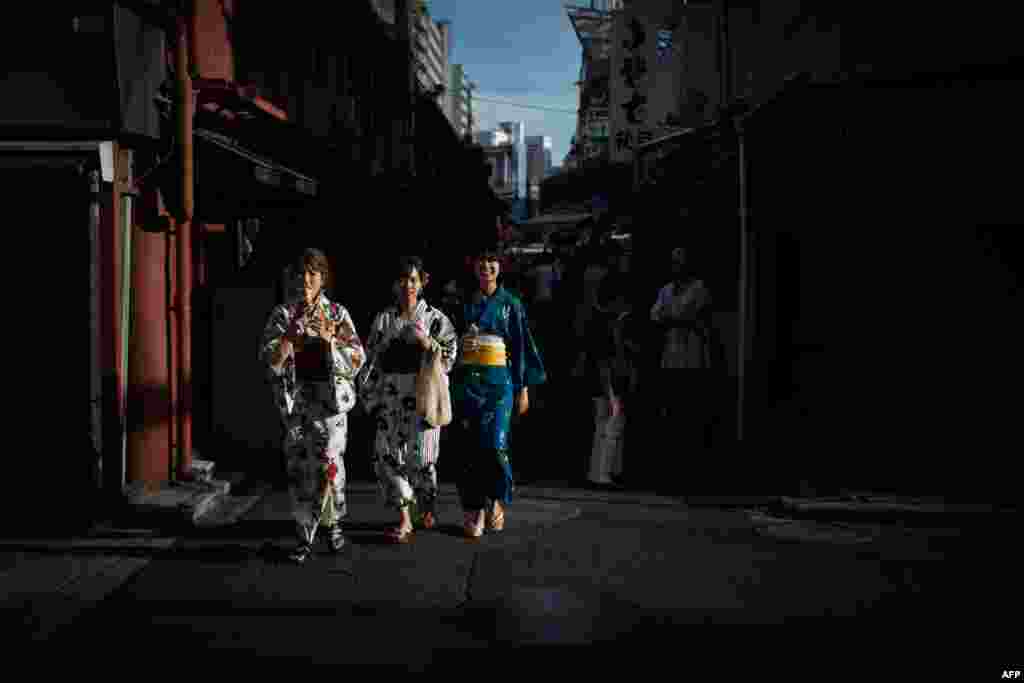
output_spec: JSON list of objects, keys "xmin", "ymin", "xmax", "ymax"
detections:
[{"xmin": 416, "ymin": 349, "xmax": 452, "ymax": 428}]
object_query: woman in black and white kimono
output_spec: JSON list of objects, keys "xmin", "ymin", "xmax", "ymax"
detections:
[
  {"xmin": 359, "ymin": 256, "xmax": 458, "ymax": 543},
  {"xmin": 260, "ymin": 248, "xmax": 366, "ymax": 564}
]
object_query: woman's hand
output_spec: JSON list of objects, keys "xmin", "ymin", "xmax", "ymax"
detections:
[
  {"xmin": 406, "ymin": 321, "xmax": 430, "ymax": 350},
  {"xmin": 271, "ymin": 338, "xmax": 292, "ymax": 368},
  {"xmin": 609, "ymin": 395, "xmax": 623, "ymax": 419},
  {"xmin": 516, "ymin": 387, "xmax": 529, "ymax": 416},
  {"xmin": 337, "ymin": 320, "xmax": 355, "ymax": 344},
  {"xmin": 319, "ymin": 317, "xmax": 338, "ymax": 343},
  {"xmin": 284, "ymin": 315, "xmax": 303, "ymax": 346}
]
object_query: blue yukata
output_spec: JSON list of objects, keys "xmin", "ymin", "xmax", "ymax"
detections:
[{"xmin": 451, "ymin": 286, "xmax": 546, "ymax": 511}]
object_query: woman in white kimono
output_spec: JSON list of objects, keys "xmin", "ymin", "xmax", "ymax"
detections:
[
  {"xmin": 260, "ymin": 248, "xmax": 366, "ymax": 564},
  {"xmin": 359, "ymin": 256, "xmax": 458, "ymax": 543}
]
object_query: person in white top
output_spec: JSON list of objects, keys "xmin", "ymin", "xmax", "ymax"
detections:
[{"xmin": 650, "ymin": 246, "xmax": 715, "ymax": 450}]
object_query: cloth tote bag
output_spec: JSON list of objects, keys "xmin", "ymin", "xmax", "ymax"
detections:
[{"xmin": 416, "ymin": 350, "xmax": 452, "ymax": 428}]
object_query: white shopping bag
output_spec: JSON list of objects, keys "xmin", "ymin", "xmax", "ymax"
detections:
[{"xmin": 416, "ymin": 350, "xmax": 452, "ymax": 428}]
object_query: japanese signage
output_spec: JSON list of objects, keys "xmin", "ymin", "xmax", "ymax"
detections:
[{"xmin": 610, "ymin": 7, "xmax": 658, "ymax": 162}]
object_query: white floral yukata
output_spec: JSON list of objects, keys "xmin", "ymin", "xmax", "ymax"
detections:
[
  {"xmin": 260, "ymin": 293, "xmax": 365, "ymax": 538},
  {"xmin": 360, "ymin": 299, "xmax": 458, "ymax": 514}
]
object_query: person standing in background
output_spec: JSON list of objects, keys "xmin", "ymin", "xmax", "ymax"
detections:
[
  {"xmin": 586, "ymin": 271, "xmax": 640, "ymax": 488},
  {"xmin": 650, "ymin": 246, "xmax": 714, "ymax": 455}
]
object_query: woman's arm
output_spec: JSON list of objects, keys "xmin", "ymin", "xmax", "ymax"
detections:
[
  {"xmin": 330, "ymin": 307, "xmax": 366, "ymax": 380},
  {"xmin": 260, "ymin": 304, "xmax": 296, "ymax": 375},
  {"xmin": 662, "ymin": 283, "xmax": 710, "ymax": 328},
  {"xmin": 364, "ymin": 311, "xmax": 388, "ymax": 357},
  {"xmin": 650, "ymin": 285, "xmax": 669, "ymax": 322},
  {"xmin": 508, "ymin": 299, "xmax": 546, "ymax": 415},
  {"xmin": 427, "ymin": 310, "xmax": 459, "ymax": 374}
]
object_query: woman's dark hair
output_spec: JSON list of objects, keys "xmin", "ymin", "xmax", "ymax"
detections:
[
  {"xmin": 391, "ymin": 255, "xmax": 430, "ymax": 303},
  {"xmin": 294, "ymin": 247, "xmax": 330, "ymax": 288},
  {"xmin": 394, "ymin": 255, "xmax": 427, "ymax": 284},
  {"xmin": 469, "ymin": 238, "xmax": 503, "ymax": 263}
]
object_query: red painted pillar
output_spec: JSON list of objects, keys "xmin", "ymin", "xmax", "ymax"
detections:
[
  {"xmin": 177, "ymin": 9, "xmax": 196, "ymax": 479},
  {"xmin": 168, "ymin": 223, "xmax": 179, "ymax": 479},
  {"xmin": 178, "ymin": 221, "xmax": 194, "ymax": 479},
  {"xmin": 126, "ymin": 208, "xmax": 172, "ymax": 484},
  {"xmin": 99, "ymin": 145, "xmax": 124, "ymax": 494}
]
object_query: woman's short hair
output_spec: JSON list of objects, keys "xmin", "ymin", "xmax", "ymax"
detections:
[
  {"xmin": 468, "ymin": 234, "xmax": 503, "ymax": 261},
  {"xmin": 294, "ymin": 248, "xmax": 331, "ymax": 287},
  {"xmin": 393, "ymin": 255, "xmax": 427, "ymax": 284}
]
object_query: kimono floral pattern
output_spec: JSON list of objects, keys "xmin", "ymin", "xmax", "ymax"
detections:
[
  {"xmin": 261, "ymin": 295, "xmax": 366, "ymax": 416},
  {"xmin": 260, "ymin": 293, "xmax": 366, "ymax": 535},
  {"xmin": 360, "ymin": 299, "xmax": 457, "ymax": 512}
]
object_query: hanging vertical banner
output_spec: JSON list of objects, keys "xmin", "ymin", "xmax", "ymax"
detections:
[{"xmin": 610, "ymin": 5, "xmax": 658, "ymax": 162}]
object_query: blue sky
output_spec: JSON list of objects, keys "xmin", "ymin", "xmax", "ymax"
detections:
[{"xmin": 428, "ymin": 0, "xmax": 582, "ymax": 165}]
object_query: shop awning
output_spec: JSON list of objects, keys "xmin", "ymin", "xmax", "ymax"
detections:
[{"xmin": 192, "ymin": 127, "xmax": 319, "ymax": 219}]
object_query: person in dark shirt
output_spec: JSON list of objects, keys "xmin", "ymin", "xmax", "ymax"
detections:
[{"xmin": 585, "ymin": 270, "xmax": 640, "ymax": 488}]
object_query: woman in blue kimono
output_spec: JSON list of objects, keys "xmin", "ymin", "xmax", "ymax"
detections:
[{"xmin": 452, "ymin": 239, "xmax": 546, "ymax": 538}]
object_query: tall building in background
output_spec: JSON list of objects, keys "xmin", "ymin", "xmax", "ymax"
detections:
[
  {"xmin": 497, "ymin": 121, "xmax": 526, "ymax": 216},
  {"xmin": 477, "ymin": 129, "xmax": 511, "ymax": 147},
  {"xmin": 525, "ymin": 135, "xmax": 552, "ymax": 217},
  {"xmin": 448, "ymin": 63, "xmax": 472, "ymax": 137},
  {"xmin": 567, "ymin": 3, "xmax": 615, "ymax": 166},
  {"xmin": 475, "ymin": 127, "xmax": 516, "ymax": 205},
  {"xmin": 413, "ymin": 7, "xmax": 450, "ymax": 101},
  {"xmin": 526, "ymin": 135, "xmax": 553, "ymax": 186}
]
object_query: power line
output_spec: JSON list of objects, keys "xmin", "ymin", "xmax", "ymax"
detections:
[{"xmin": 472, "ymin": 95, "xmax": 579, "ymax": 115}]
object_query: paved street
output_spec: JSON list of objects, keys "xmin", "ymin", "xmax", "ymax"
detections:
[{"xmin": 4, "ymin": 482, "xmax": 1019, "ymax": 674}]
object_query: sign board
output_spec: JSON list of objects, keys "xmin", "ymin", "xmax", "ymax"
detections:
[{"xmin": 609, "ymin": 3, "xmax": 681, "ymax": 163}]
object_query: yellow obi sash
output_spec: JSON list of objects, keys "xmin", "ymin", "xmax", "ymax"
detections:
[{"xmin": 460, "ymin": 333, "xmax": 507, "ymax": 367}]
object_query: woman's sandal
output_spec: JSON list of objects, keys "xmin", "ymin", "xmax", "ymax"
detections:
[
  {"xmin": 486, "ymin": 501, "xmax": 505, "ymax": 532},
  {"xmin": 463, "ymin": 510, "xmax": 484, "ymax": 539},
  {"xmin": 289, "ymin": 542, "xmax": 312, "ymax": 565},
  {"xmin": 325, "ymin": 525, "xmax": 346, "ymax": 553},
  {"xmin": 385, "ymin": 523, "xmax": 414, "ymax": 544}
]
